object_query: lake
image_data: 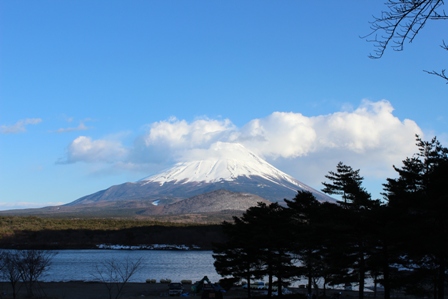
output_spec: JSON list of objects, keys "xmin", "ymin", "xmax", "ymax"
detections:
[
  {"xmin": 42, "ymin": 249, "xmax": 220, "ymax": 283},
  {"xmin": 4, "ymin": 249, "xmax": 361, "ymax": 289}
]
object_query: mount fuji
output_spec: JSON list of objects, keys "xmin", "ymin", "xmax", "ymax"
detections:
[{"xmin": 68, "ymin": 142, "xmax": 335, "ymax": 210}]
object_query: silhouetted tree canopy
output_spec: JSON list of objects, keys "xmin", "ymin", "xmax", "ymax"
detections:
[
  {"xmin": 213, "ymin": 136, "xmax": 448, "ymax": 299},
  {"xmin": 213, "ymin": 202, "xmax": 296, "ymax": 298},
  {"xmin": 383, "ymin": 135, "xmax": 448, "ymax": 299}
]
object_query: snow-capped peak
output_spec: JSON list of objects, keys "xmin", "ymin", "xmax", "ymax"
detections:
[{"xmin": 141, "ymin": 142, "xmax": 299, "ymax": 186}]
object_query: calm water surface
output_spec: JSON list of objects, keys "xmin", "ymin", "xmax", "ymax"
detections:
[
  {"xmin": 43, "ymin": 250, "xmax": 220, "ymax": 283},
  {"xmin": 5, "ymin": 249, "xmax": 372, "ymax": 290}
]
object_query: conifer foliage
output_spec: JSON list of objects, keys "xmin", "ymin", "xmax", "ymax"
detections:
[
  {"xmin": 383, "ymin": 136, "xmax": 448, "ymax": 299},
  {"xmin": 213, "ymin": 136, "xmax": 448, "ymax": 299},
  {"xmin": 213, "ymin": 202, "xmax": 295, "ymax": 298}
]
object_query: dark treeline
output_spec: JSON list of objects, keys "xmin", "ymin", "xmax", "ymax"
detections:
[
  {"xmin": 0, "ymin": 218, "xmax": 225, "ymax": 250},
  {"xmin": 213, "ymin": 136, "xmax": 448, "ymax": 299}
]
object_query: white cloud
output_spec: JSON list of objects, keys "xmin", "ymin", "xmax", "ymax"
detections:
[
  {"xmin": 55, "ymin": 121, "xmax": 90, "ymax": 133},
  {"xmin": 236, "ymin": 100, "xmax": 421, "ymax": 159},
  {"xmin": 60, "ymin": 100, "xmax": 425, "ymax": 197},
  {"xmin": 60, "ymin": 136, "xmax": 127, "ymax": 164},
  {"xmin": 128, "ymin": 117, "xmax": 237, "ymax": 165},
  {"xmin": 0, "ymin": 118, "xmax": 42, "ymax": 134},
  {"xmin": 223, "ymin": 100, "xmax": 421, "ymax": 194},
  {"xmin": 235, "ymin": 111, "xmax": 317, "ymax": 158},
  {"xmin": 143, "ymin": 117, "xmax": 236, "ymax": 150}
]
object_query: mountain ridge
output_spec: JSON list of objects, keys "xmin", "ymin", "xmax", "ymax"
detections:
[
  {"xmin": 141, "ymin": 142, "xmax": 301, "ymax": 187},
  {"xmin": 70, "ymin": 142, "xmax": 334, "ymax": 206},
  {"xmin": 0, "ymin": 142, "xmax": 335, "ymax": 219}
]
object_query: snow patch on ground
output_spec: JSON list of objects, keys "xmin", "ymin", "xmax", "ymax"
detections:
[{"xmin": 96, "ymin": 244, "xmax": 201, "ymax": 250}]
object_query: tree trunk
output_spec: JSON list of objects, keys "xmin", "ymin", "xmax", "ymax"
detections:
[
  {"xmin": 323, "ymin": 278, "xmax": 327, "ymax": 297},
  {"xmin": 278, "ymin": 278, "xmax": 283, "ymax": 297},
  {"xmin": 437, "ymin": 261, "xmax": 445, "ymax": 299},
  {"xmin": 358, "ymin": 249, "xmax": 365, "ymax": 299},
  {"xmin": 382, "ymin": 244, "xmax": 390, "ymax": 299},
  {"xmin": 246, "ymin": 273, "xmax": 251, "ymax": 299},
  {"xmin": 307, "ymin": 274, "xmax": 312, "ymax": 298}
]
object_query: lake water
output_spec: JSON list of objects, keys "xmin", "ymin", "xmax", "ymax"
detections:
[
  {"xmin": 42, "ymin": 250, "xmax": 220, "ymax": 283},
  {"xmin": 4, "ymin": 249, "xmax": 371, "ymax": 290}
]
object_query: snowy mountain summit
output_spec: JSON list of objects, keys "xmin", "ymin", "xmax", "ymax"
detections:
[
  {"xmin": 142, "ymin": 142, "xmax": 299, "ymax": 187},
  {"xmin": 69, "ymin": 142, "xmax": 334, "ymax": 208},
  {"xmin": 137, "ymin": 142, "xmax": 335, "ymax": 203}
]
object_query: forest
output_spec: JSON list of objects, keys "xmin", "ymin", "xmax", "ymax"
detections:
[
  {"xmin": 0, "ymin": 217, "xmax": 225, "ymax": 250},
  {"xmin": 213, "ymin": 136, "xmax": 448, "ymax": 299}
]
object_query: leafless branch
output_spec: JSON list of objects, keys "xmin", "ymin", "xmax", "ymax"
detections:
[
  {"xmin": 13, "ymin": 250, "xmax": 56, "ymax": 298},
  {"xmin": 424, "ymin": 69, "xmax": 448, "ymax": 82},
  {"xmin": 424, "ymin": 41, "xmax": 448, "ymax": 83},
  {"xmin": 0, "ymin": 251, "xmax": 22, "ymax": 299},
  {"xmin": 93, "ymin": 256, "xmax": 144, "ymax": 299},
  {"xmin": 363, "ymin": 0, "xmax": 447, "ymax": 59}
]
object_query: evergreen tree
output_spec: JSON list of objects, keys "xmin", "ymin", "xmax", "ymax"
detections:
[
  {"xmin": 322, "ymin": 162, "xmax": 374, "ymax": 210},
  {"xmin": 284, "ymin": 191, "xmax": 323, "ymax": 297},
  {"xmin": 322, "ymin": 162, "xmax": 379, "ymax": 299},
  {"xmin": 316, "ymin": 202, "xmax": 354, "ymax": 292},
  {"xmin": 364, "ymin": 202, "xmax": 406, "ymax": 299},
  {"xmin": 241, "ymin": 203, "xmax": 296, "ymax": 297},
  {"xmin": 213, "ymin": 220, "xmax": 263, "ymax": 299},
  {"xmin": 213, "ymin": 202, "xmax": 296, "ymax": 298},
  {"xmin": 383, "ymin": 136, "xmax": 448, "ymax": 299}
]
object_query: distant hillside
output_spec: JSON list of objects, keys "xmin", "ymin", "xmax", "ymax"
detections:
[
  {"xmin": 0, "ymin": 189, "xmax": 268, "ymax": 220},
  {"xmin": 0, "ymin": 216, "xmax": 225, "ymax": 249},
  {"xmin": 161, "ymin": 189, "xmax": 270, "ymax": 214}
]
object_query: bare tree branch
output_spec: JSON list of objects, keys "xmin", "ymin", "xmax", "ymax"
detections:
[
  {"xmin": 424, "ymin": 41, "xmax": 448, "ymax": 83},
  {"xmin": 363, "ymin": 0, "xmax": 447, "ymax": 59},
  {"xmin": 0, "ymin": 251, "xmax": 22, "ymax": 299},
  {"xmin": 363, "ymin": 0, "xmax": 447, "ymax": 84},
  {"xmin": 16, "ymin": 250, "xmax": 56, "ymax": 298},
  {"xmin": 93, "ymin": 256, "xmax": 144, "ymax": 299}
]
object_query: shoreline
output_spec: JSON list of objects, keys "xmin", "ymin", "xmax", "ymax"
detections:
[
  {"xmin": 0, "ymin": 244, "xmax": 207, "ymax": 251},
  {"xmin": 0, "ymin": 281, "xmax": 374, "ymax": 299},
  {"xmin": 0, "ymin": 281, "xmax": 251, "ymax": 299}
]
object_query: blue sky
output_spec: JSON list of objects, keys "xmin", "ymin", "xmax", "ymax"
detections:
[{"xmin": 1, "ymin": 1, "xmax": 446, "ymax": 210}]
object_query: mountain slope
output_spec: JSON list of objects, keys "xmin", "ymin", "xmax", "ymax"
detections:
[
  {"xmin": 161, "ymin": 189, "xmax": 270, "ymax": 214},
  {"xmin": 0, "ymin": 189, "xmax": 268, "ymax": 221},
  {"xmin": 143, "ymin": 143, "xmax": 299, "ymax": 186},
  {"xmin": 68, "ymin": 142, "xmax": 335, "ymax": 206}
]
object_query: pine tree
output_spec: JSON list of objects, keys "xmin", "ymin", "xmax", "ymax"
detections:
[
  {"xmin": 240, "ymin": 203, "xmax": 295, "ymax": 297},
  {"xmin": 321, "ymin": 162, "xmax": 378, "ymax": 299},
  {"xmin": 383, "ymin": 136, "xmax": 448, "ymax": 299},
  {"xmin": 322, "ymin": 162, "xmax": 374, "ymax": 210},
  {"xmin": 213, "ymin": 202, "xmax": 296, "ymax": 298},
  {"xmin": 213, "ymin": 220, "xmax": 263, "ymax": 299},
  {"xmin": 284, "ymin": 191, "xmax": 322, "ymax": 297}
]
